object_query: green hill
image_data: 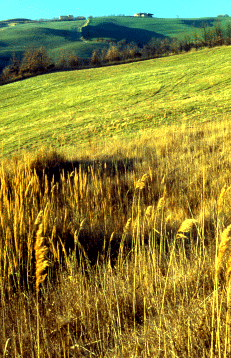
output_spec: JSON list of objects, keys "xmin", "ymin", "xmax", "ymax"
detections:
[
  {"xmin": 0, "ymin": 46, "xmax": 230, "ymax": 158},
  {"xmin": 0, "ymin": 19, "xmax": 107, "ymax": 72},
  {"xmin": 82, "ymin": 16, "xmax": 220, "ymax": 42},
  {"xmin": 0, "ymin": 16, "xmax": 229, "ymax": 72}
]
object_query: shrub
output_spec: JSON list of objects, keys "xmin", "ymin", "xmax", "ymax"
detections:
[
  {"xmin": 68, "ymin": 53, "xmax": 82, "ymax": 68},
  {"xmin": 123, "ymin": 43, "xmax": 142, "ymax": 59},
  {"xmin": 213, "ymin": 22, "xmax": 225, "ymax": 46},
  {"xmin": 19, "ymin": 47, "xmax": 51, "ymax": 76},
  {"xmin": 170, "ymin": 40, "xmax": 179, "ymax": 54},
  {"xmin": 225, "ymin": 20, "xmax": 231, "ymax": 45},
  {"xmin": 159, "ymin": 38, "xmax": 172, "ymax": 54},
  {"xmin": 105, "ymin": 46, "xmax": 121, "ymax": 62},
  {"xmin": 90, "ymin": 50, "xmax": 101, "ymax": 65},
  {"xmin": 100, "ymin": 48, "xmax": 108, "ymax": 63},
  {"xmin": 1, "ymin": 53, "xmax": 21, "ymax": 81}
]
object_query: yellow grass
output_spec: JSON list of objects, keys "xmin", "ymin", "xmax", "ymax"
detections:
[{"xmin": 0, "ymin": 117, "xmax": 231, "ymax": 356}]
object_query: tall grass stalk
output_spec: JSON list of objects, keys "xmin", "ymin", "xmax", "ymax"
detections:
[{"xmin": 34, "ymin": 213, "xmax": 48, "ymax": 358}]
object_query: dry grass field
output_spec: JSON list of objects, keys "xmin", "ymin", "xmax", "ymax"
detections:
[{"xmin": 1, "ymin": 117, "xmax": 231, "ymax": 357}]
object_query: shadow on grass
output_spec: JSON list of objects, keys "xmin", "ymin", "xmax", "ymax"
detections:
[
  {"xmin": 29, "ymin": 151, "xmax": 136, "ymax": 183},
  {"xmin": 82, "ymin": 21, "xmax": 168, "ymax": 44},
  {"xmin": 26, "ymin": 27, "xmax": 82, "ymax": 42},
  {"xmin": 180, "ymin": 18, "xmax": 216, "ymax": 28},
  {"xmin": 0, "ymin": 41, "xmax": 7, "ymax": 47}
]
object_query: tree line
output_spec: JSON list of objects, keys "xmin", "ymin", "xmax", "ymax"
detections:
[{"xmin": 1, "ymin": 21, "xmax": 231, "ymax": 85}]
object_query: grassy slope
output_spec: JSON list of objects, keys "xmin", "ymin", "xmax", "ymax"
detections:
[{"xmin": 0, "ymin": 45, "xmax": 231, "ymax": 158}]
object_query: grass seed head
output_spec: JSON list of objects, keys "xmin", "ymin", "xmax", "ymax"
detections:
[
  {"xmin": 177, "ymin": 219, "xmax": 198, "ymax": 234},
  {"xmin": 34, "ymin": 210, "xmax": 43, "ymax": 227},
  {"xmin": 145, "ymin": 206, "xmax": 153, "ymax": 218},
  {"xmin": 216, "ymin": 224, "xmax": 231, "ymax": 273},
  {"xmin": 218, "ymin": 184, "xmax": 228, "ymax": 214},
  {"xmin": 79, "ymin": 218, "xmax": 87, "ymax": 230},
  {"xmin": 135, "ymin": 173, "xmax": 149, "ymax": 190},
  {"xmin": 124, "ymin": 218, "xmax": 132, "ymax": 234},
  {"xmin": 34, "ymin": 218, "xmax": 49, "ymax": 295}
]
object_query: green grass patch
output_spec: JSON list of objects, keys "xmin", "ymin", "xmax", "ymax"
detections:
[{"xmin": 0, "ymin": 46, "xmax": 230, "ymax": 157}]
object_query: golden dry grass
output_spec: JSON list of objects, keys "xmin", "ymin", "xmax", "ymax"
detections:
[{"xmin": 0, "ymin": 118, "xmax": 231, "ymax": 356}]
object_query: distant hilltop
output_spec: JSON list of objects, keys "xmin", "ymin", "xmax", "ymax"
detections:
[
  {"xmin": 134, "ymin": 13, "xmax": 154, "ymax": 17},
  {"xmin": 58, "ymin": 15, "xmax": 86, "ymax": 21},
  {"xmin": 0, "ymin": 16, "xmax": 87, "ymax": 24},
  {"xmin": 0, "ymin": 18, "xmax": 31, "ymax": 23}
]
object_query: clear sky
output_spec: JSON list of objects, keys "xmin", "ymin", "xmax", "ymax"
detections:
[{"xmin": 2, "ymin": 0, "xmax": 231, "ymax": 21}]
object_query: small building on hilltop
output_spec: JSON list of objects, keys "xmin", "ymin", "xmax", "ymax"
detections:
[
  {"xmin": 59, "ymin": 15, "xmax": 74, "ymax": 20},
  {"xmin": 134, "ymin": 13, "xmax": 153, "ymax": 17}
]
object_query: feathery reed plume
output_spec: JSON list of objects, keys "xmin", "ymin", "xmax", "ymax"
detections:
[
  {"xmin": 145, "ymin": 206, "xmax": 153, "ymax": 218},
  {"xmin": 157, "ymin": 197, "xmax": 165, "ymax": 212},
  {"xmin": 135, "ymin": 174, "xmax": 149, "ymax": 190},
  {"xmin": 226, "ymin": 255, "xmax": 231, "ymax": 278},
  {"xmin": 218, "ymin": 184, "xmax": 228, "ymax": 214},
  {"xmin": 34, "ymin": 210, "xmax": 43, "ymax": 227},
  {"xmin": 218, "ymin": 184, "xmax": 231, "ymax": 213},
  {"xmin": 79, "ymin": 218, "xmax": 87, "ymax": 230},
  {"xmin": 34, "ymin": 213, "xmax": 48, "ymax": 295},
  {"xmin": 74, "ymin": 219, "xmax": 87, "ymax": 246},
  {"xmin": 176, "ymin": 219, "xmax": 199, "ymax": 243},
  {"xmin": 25, "ymin": 177, "xmax": 34, "ymax": 197},
  {"xmin": 216, "ymin": 224, "xmax": 231, "ymax": 273},
  {"xmin": 141, "ymin": 173, "xmax": 149, "ymax": 182},
  {"xmin": 177, "ymin": 219, "xmax": 198, "ymax": 235},
  {"xmin": 165, "ymin": 214, "xmax": 172, "ymax": 224},
  {"xmin": 110, "ymin": 231, "xmax": 115, "ymax": 242},
  {"xmin": 156, "ymin": 187, "xmax": 167, "ymax": 212},
  {"xmin": 124, "ymin": 218, "xmax": 132, "ymax": 234},
  {"xmin": 51, "ymin": 184, "xmax": 57, "ymax": 194},
  {"xmin": 74, "ymin": 229, "xmax": 88, "ymax": 260}
]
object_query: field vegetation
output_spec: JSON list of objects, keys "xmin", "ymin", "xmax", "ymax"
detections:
[{"xmin": 0, "ymin": 42, "xmax": 231, "ymax": 357}]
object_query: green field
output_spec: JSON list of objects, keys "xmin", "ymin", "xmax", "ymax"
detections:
[
  {"xmin": 0, "ymin": 45, "xmax": 230, "ymax": 158},
  {"xmin": 82, "ymin": 16, "xmax": 222, "ymax": 42},
  {"xmin": 0, "ymin": 15, "xmax": 229, "ymax": 72}
]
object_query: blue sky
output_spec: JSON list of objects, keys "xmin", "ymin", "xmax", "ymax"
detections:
[{"xmin": 2, "ymin": 0, "xmax": 231, "ymax": 21}]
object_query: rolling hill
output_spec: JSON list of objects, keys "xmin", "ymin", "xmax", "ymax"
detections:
[
  {"xmin": 0, "ymin": 45, "xmax": 230, "ymax": 158},
  {"xmin": 81, "ymin": 16, "xmax": 219, "ymax": 42},
  {"xmin": 0, "ymin": 15, "xmax": 229, "ymax": 73},
  {"xmin": 0, "ymin": 18, "xmax": 106, "ymax": 72}
]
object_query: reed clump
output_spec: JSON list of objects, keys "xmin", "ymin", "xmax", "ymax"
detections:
[{"xmin": 0, "ymin": 118, "xmax": 231, "ymax": 356}]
